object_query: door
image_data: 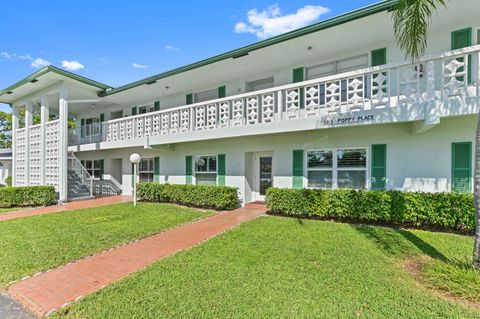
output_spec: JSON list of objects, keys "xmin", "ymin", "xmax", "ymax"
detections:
[{"xmin": 254, "ymin": 152, "xmax": 273, "ymax": 201}]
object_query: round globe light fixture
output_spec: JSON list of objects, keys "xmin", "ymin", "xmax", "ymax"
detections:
[
  {"xmin": 130, "ymin": 153, "xmax": 142, "ymax": 206},
  {"xmin": 130, "ymin": 153, "xmax": 141, "ymax": 164}
]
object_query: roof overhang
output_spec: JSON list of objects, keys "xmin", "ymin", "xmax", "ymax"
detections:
[
  {"xmin": 99, "ymin": 0, "xmax": 398, "ymax": 97},
  {"xmin": 0, "ymin": 66, "xmax": 111, "ymax": 105}
]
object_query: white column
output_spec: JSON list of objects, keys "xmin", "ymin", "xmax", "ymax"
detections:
[
  {"xmin": 59, "ymin": 87, "xmax": 69, "ymax": 201},
  {"xmin": 11, "ymin": 105, "xmax": 19, "ymax": 187},
  {"xmin": 40, "ymin": 95, "xmax": 49, "ymax": 186},
  {"xmin": 24, "ymin": 101, "xmax": 33, "ymax": 186}
]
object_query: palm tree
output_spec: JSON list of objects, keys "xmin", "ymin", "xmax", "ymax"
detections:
[{"xmin": 393, "ymin": 0, "xmax": 480, "ymax": 268}]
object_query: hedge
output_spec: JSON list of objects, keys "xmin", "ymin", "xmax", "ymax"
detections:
[
  {"xmin": 0, "ymin": 186, "xmax": 57, "ymax": 208},
  {"xmin": 265, "ymin": 188, "xmax": 475, "ymax": 231},
  {"xmin": 137, "ymin": 183, "xmax": 239, "ymax": 210}
]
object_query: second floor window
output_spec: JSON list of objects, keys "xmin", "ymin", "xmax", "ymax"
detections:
[
  {"xmin": 194, "ymin": 88, "xmax": 218, "ymax": 103},
  {"xmin": 83, "ymin": 117, "xmax": 101, "ymax": 137},
  {"xmin": 139, "ymin": 105, "xmax": 154, "ymax": 114}
]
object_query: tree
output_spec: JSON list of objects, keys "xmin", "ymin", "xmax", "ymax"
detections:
[
  {"xmin": 0, "ymin": 111, "xmax": 12, "ymax": 148},
  {"xmin": 393, "ymin": 0, "xmax": 480, "ymax": 268}
]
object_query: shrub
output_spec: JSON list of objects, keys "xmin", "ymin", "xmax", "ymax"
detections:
[
  {"xmin": 0, "ymin": 186, "xmax": 57, "ymax": 208},
  {"xmin": 265, "ymin": 188, "xmax": 475, "ymax": 232},
  {"xmin": 137, "ymin": 183, "xmax": 239, "ymax": 210},
  {"xmin": 5, "ymin": 176, "xmax": 12, "ymax": 187}
]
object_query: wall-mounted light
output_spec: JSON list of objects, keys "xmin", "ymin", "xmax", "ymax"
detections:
[
  {"xmin": 165, "ymin": 86, "xmax": 170, "ymax": 90},
  {"xmin": 307, "ymin": 46, "xmax": 313, "ymax": 56}
]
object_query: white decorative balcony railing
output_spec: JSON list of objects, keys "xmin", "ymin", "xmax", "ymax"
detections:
[{"xmin": 68, "ymin": 45, "xmax": 480, "ymax": 146}]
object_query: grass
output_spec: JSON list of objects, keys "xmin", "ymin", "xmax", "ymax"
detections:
[
  {"xmin": 0, "ymin": 202, "xmax": 213, "ymax": 288},
  {"xmin": 0, "ymin": 207, "xmax": 22, "ymax": 214},
  {"xmin": 55, "ymin": 216, "xmax": 480, "ymax": 319}
]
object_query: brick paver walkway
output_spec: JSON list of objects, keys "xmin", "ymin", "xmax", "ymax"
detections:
[
  {"xmin": 8, "ymin": 205, "xmax": 267, "ymax": 317},
  {"xmin": 0, "ymin": 196, "xmax": 132, "ymax": 222}
]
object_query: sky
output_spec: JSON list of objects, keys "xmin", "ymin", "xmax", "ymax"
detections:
[{"xmin": 0, "ymin": 0, "xmax": 379, "ymax": 113}]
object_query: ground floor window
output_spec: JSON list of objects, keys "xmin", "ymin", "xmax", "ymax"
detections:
[
  {"xmin": 307, "ymin": 148, "xmax": 367, "ymax": 189},
  {"xmin": 139, "ymin": 158, "xmax": 154, "ymax": 182},
  {"xmin": 81, "ymin": 160, "xmax": 101, "ymax": 179},
  {"xmin": 194, "ymin": 155, "xmax": 217, "ymax": 185}
]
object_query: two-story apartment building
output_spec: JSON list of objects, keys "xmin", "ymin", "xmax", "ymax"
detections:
[{"xmin": 1, "ymin": 0, "xmax": 479, "ymax": 204}]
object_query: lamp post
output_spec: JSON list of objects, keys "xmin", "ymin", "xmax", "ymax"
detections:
[{"xmin": 130, "ymin": 153, "xmax": 141, "ymax": 206}]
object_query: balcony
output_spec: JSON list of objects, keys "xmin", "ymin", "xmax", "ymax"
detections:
[{"xmin": 68, "ymin": 45, "xmax": 480, "ymax": 150}]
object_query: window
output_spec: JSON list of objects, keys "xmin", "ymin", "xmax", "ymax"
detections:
[
  {"xmin": 306, "ymin": 54, "xmax": 368, "ymax": 80},
  {"xmin": 307, "ymin": 148, "xmax": 367, "ymax": 189},
  {"xmin": 194, "ymin": 88, "xmax": 218, "ymax": 103},
  {"xmin": 83, "ymin": 116, "xmax": 101, "ymax": 136},
  {"xmin": 81, "ymin": 160, "xmax": 101, "ymax": 179},
  {"xmin": 246, "ymin": 77, "xmax": 274, "ymax": 92},
  {"xmin": 194, "ymin": 155, "xmax": 217, "ymax": 185},
  {"xmin": 139, "ymin": 105, "xmax": 154, "ymax": 114},
  {"xmin": 139, "ymin": 158, "xmax": 154, "ymax": 182}
]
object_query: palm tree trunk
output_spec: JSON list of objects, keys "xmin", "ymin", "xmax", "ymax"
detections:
[{"xmin": 473, "ymin": 113, "xmax": 480, "ymax": 268}]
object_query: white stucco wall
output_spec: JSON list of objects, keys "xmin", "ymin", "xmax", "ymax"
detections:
[{"xmin": 75, "ymin": 115, "xmax": 476, "ymax": 204}]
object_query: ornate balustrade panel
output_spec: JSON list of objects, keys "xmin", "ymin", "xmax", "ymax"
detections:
[
  {"xmin": 29, "ymin": 125, "xmax": 42, "ymax": 185},
  {"xmin": 69, "ymin": 46, "xmax": 480, "ymax": 146},
  {"xmin": 45, "ymin": 120, "xmax": 61, "ymax": 191},
  {"xmin": 14, "ymin": 128, "xmax": 26, "ymax": 186}
]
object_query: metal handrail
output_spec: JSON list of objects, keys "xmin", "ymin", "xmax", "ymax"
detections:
[{"xmin": 68, "ymin": 152, "xmax": 93, "ymax": 197}]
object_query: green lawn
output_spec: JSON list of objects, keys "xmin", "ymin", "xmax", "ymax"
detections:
[
  {"xmin": 0, "ymin": 203, "xmax": 212, "ymax": 288},
  {"xmin": 0, "ymin": 207, "xmax": 21, "ymax": 214},
  {"xmin": 56, "ymin": 216, "xmax": 480, "ymax": 319}
]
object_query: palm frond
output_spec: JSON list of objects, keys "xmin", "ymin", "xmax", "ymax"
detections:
[{"xmin": 393, "ymin": 0, "xmax": 447, "ymax": 61}]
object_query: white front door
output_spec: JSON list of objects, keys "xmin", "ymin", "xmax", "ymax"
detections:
[{"xmin": 253, "ymin": 152, "xmax": 273, "ymax": 201}]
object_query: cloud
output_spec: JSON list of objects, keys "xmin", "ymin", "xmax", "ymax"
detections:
[
  {"xmin": 234, "ymin": 4, "xmax": 330, "ymax": 39},
  {"xmin": 31, "ymin": 58, "xmax": 51, "ymax": 68},
  {"xmin": 165, "ymin": 45, "xmax": 180, "ymax": 51},
  {"xmin": 132, "ymin": 63, "xmax": 148, "ymax": 69},
  {"xmin": 0, "ymin": 52, "xmax": 16, "ymax": 59},
  {"xmin": 61, "ymin": 60, "xmax": 84, "ymax": 71},
  {"xmin": 18, "ymin": 54, "xmax": 33, "ymax": 60}
]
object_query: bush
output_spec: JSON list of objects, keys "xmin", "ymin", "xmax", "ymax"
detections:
[
  {"xmin": 0, "ymin": 186, "xmax": 57, "ymax": 208},
  {"xmin": 137, "ymin": 183, "xmax": 239, "ymax": 210},
  {"xmin": 266, "ymin": 188, "xmax": 475, "ymax": 232},
  {"xmin": 5, "ymin": 176, "xmax": 12, "ymax": 187}
]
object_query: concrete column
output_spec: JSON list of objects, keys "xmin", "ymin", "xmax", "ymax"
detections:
[
  {"xmin": 59, "ymin": 86, "xmax": 69, "ymax": 202},
  {"xmin": 24, "ymin": 101, "xmax": 33, "ymax": 186},
  {"xmin": 40, "ymin": 95, "xmax": 49, "ymax": 185},
  {"xmin": 11, "ymin": 105, "xmax": 19, "ymax": 187}
]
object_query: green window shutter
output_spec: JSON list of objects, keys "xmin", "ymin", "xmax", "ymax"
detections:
[
  {"xmin": 292, "ymin": 67, "xmax": 304, "ymax": 83},
  {"xmin": 452, "ymin": 142, "xmax": 472, "ymax": 192},
  {"xmin": 218, "ymin": 154, "xmax": 226, "ymax": 186},
  {"xmin": 131, "ymin": 107, "xmax": 137, "ymax": 116},
  {"xmin": 218, "ymin": 86, "xmax": 226, "ymax": 98},
  {"xmin": 154, "ymin": 157, "xmax": 160, "ymax": 183},
  {"xmin": 451, "ymin": 28, "xmax": 472, "ymax": 83},
  {"xmin": 292, "ymin": 150, "xmax": 304, "ymax": 189},
  {"xmin": 99, "ymin": 113, "xmax": 105, "ymax": 122},
  {"xmin": 99, "ymin": 159, "xmax": 104, "ymax": 180},
  {"xmin": 154, "ymin": 101, "xmax": 160, "ymax": 111},
  {"xmin": 185, "ymin": 156, "xmax": 193, "ymax": 184},
  {"xmin": 371, "ymin": 144, "xmax": 387, "ymax": 190},
  {"xmin": 80, "ymin": 119, "xmax": 85, "ymax": 138},
  {"xmin": 186, "ymin": 93, "xmax": 193, "ymax": 105},
  {"xmin": 371, "ymin": 48, "xmax": 387, "ymax": 66},
  {"xmin": 292, "ymin": 67, "xmax": 305, "ymax": 109}
]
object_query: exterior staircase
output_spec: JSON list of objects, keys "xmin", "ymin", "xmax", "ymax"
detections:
[
  {"xmin": 67, "ymin": 152, "xmax": 94, "ymax": 201},
  {"xmin": 68, "ymin": 169, "xmax": 93, "ymax": 200}
]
